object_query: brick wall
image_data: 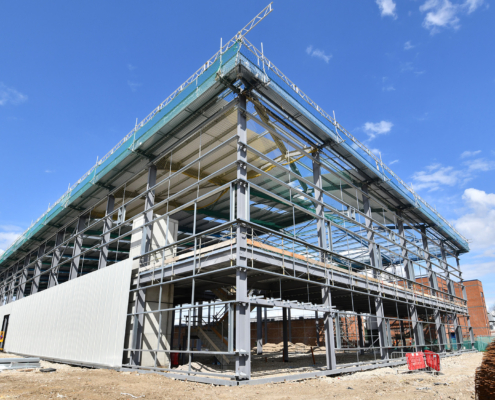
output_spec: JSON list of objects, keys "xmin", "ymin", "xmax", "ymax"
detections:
[{"xmin": 464, "ymin": 280, "xmax": 491, "ymax": 337}]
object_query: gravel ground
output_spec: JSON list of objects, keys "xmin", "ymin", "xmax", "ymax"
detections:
[{"xmin": 0, "ymin": 351, "xmax": 482, "ymax": 399}]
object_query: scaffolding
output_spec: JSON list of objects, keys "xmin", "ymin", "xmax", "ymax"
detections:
[{"xmin": 0, "ymin": 3, "xmax": 475, "ymax": 386}]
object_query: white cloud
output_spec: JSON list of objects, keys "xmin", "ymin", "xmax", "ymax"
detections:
[
  {"xmin": 455, "ymin": 189, "xmax": 495, "ymax": 253},
  {"xmin": 464, "ymin": 0, "xmax": 484, "ymax": 14},
  {"xmin": 44, "ymin": 169, "xmax": 55, "ymax": 173},
  {"xmin": 370, "ymin": 148, "xmax": 382, "ymax": 156},
  {"xmin": 127, "ymin": 81, "xmax": 141, "ymax": 92},
  {"xmin": 306, "ymin": 46, "xmax": 332, "ymax": 64},
  {"xmin": 363, "ymin": 120, "xmax": 393, "ymax": 140},
  {"xmin": 461, "ymin": 150, "xmax": 481, "ymax": 158},
  {"xmin": 376, "ymin": 0, "xmax": 397, "ymax": 18},
  {"xmin": 413, "ymin": 155, "xmax": 495, "ymax": 191},
  {"xmin": 400, "ymin": 61, "xmax": 425, "ymax": 75},
  {"xmin": 404, "ymin": 41, "xmax": 415, "ymax": 50},
  {"xmin": 390, "ymin": 159, "xmax": 399, "ymax": 165},
  {"xmin": 412, "ymin": 163, "xmax": 469, "ymax": 191},
  {"xmin": 0, "ymin": 225, "xmax": 22, "ymax": 255},
  {"xmin": 127, "ymin": 63, "xmax": 137, "ymax": 71},
  {"xmin": 0, "ymin": 83, "xmax": 27, "ymax": 106},
  {"xmin": 419, "ymin": 0, "xmax": 485, "ymax": 33},
  {"xmin": 464, "ymin": 158, "xmax": 495, "ymax": 172},
  {"xmin": 382, "ymin": 85, "xmax": 396, "ymax": 92}
]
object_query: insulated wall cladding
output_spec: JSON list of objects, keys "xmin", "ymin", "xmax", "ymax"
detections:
[{"xmin": 0, "ymin": 259, "xmax": 132, "ymax": 367}]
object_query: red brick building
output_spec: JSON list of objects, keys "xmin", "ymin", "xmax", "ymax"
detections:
[{"xmin": 463, "ymin": 280, "xmax": 491, "ymax": 338}]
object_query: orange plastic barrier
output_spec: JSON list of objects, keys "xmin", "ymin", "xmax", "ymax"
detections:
[{"xmin": 406, "ymin": 352, "xmax": 426, "ymax": 371}]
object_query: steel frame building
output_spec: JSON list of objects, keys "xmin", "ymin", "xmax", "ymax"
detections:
[{"xmin": 0, "ymin": 5, "xmax": 476, "ymax": 385}]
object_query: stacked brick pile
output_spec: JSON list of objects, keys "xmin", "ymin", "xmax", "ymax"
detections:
[{"xmin": 475, "ymin": 341, "xmax": 495, "ymax": 399}]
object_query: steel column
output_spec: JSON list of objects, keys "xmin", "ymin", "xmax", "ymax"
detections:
[
  {"xmin": 322, "ymin": 282, "xmax": 336, "ymax": 370},
  {"xmin": 357, "ymin": 315, "xmax": 365, "ymax": 354},
  {"xmin": 17, "ymin": 256, "xmax": 30, "ymax": 299},
  {"xmin": 131, "ymin": 165, "xmax": 156, "ymax": 366},
  {"xmin": 257, "ymin": 306, "xmax": 263, "ymax": 354},
  {"xmin": 312, "ymin": 151, "xmax": 326, "ymax": 256},
  {"xmin": 362, "ymin": 184, "xmax": 378, "ymax": 277},
  {"xmin": 235, "ymin": 94, "xmax": 250, "ymax": 380},
  {"xmin": 98, "ymin": 195, "xmax": 115, "ymax": 269},
  {"xmin": 31, "ymin": 244, "xmax": 45, "ymax": 294},
  {"xmin": 264, "ymin": 307, "xmax": 268, "ymax": 344},
  {"xmin": 140, "ymin": 165, "xmax": 157, "ymax": 267},
  {"xmin": 70, "ymin": 214, "xmax": 88, "ymax": 279},
  {"xmin": 409, "ymin": 303, "xmax": 420, "ymax": 351},
  {"xmin": 375, "ymin": 296, "xmax": 389, "ymax": 359},
  {"xmin": 48, "ymin": 231, "xmax": 65, "ymax": 288},
  {"xmin": 282, "ymin": 307, "xmax": 289, "ymax": 362},
  {"xmin": 420, "ymin": 226, "xmax": 444, "ymax": 351}
]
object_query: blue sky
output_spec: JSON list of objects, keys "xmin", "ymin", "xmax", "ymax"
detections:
[{"xmin": 1, "ymin": 0, "xmax": 494, "ymax": 305}]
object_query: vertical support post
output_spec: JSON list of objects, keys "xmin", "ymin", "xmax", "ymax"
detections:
[
  {"xmin": 141, "ymin": 165, "xmax": 157, "ymax": 267},
  {"xmin": 131, "ymin": 165, "xmax": 156, "ymax": 366},
  {"xmin": 397, "ymin": 212, "xmax": 415, "ymax": 285},
  {"xmin": 6, "ymin": 264, "xmax": 17, "ymax": 303},
  {"xmin": 357, "ymin": 315, "xmax": 365, "ymax": 354},
  {"xmin": 409, "ymin": 303, "xmax": 420, "ymax": 351},
  {"xmin": 312, "ymin": 151, "xmax": 326, "ymax": 256},
  {"xmin": 441, "ymin": 241, "xmax": 454, "ymax": 302},
  {"xmin": 70, "ymin": 214, "xmax": 88, "ymax": 279},
  {"xmin": 131, "ymin": 286, "xmax": 145, "ymax": 366},
  {"xmin": 99, "ymin": 195, "xmax": 115, "ymax": 269},
  {"xmin": 264, "ymin": 307, "xmax": 268, "ymax": 344},
  {"xmin": 257, "ymin": 306, "xmax": 263, "ymax": 354},
  {"xmin": 335, "ymin": 313, "xmax": 341, "ymax": 349},
  {"xmin": 178, "ymin": 307, "xmax": 183, "ymax": 349},
  {"xmin": 31, "ymin": 244, "xmax": 45, "ymax": 294},
  {"xmin": 375, "ymin": 296, "xmax": 389, "ymax": 359},
  {"xmin": 421, "ymin": 226, "xmax": 443, "ymax": 352},
  {"xmin": 17, "ymin": 256, "xmax": 30, "ymax": 299},
  {"xmin": 235, "ymin": 94, "xmax": 250, "ymax": 380},
  {"xmin": 288, "ymin": 308, "xmax": 292, "ymax": 343},
  {"xmin": 400, "ymin": 320, "xmax": 407, "ymax": 348},
  {"xmin": 453, "ymin": 314, "xmax": 463, "ymax": 351},
  {"xmin": 315, "ymin": 311, "xmax": 320, "ymax": 346},
  {"xmin": 362, "ymin": 184, "xmax": 378, "ymax": 278},
  {"xmin": 322, "ymin": 280, "xmax": 336, "ymax": 370},
  {"xmin": 48, "ymin": 231, "xmax": 65, "ymax": 288},
  {"xmin": 282, "ymin": 307, "xmax": 289, "ymax": 362},
  {"xmin": 170, "ymin": 309, "xmax": 175, "ymax": 350}
]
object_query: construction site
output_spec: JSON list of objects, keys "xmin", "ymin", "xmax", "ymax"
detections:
[{"xmin": 0, "ymin": 4, "xmax": 480, "ymax": 387}]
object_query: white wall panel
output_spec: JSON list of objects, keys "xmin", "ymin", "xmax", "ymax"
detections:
[{"xmin": 0, "ymin": 259, "xmax": 132, "ymax": 367}]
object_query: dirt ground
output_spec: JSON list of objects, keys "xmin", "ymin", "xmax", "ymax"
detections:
[{"xmin": 0, "ymin": 351, "xmax": 482, "ymax": 399}]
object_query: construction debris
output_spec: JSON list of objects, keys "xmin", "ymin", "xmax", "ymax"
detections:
[{"xmin": 475, "ymin": 340, "xmax": 495, "ymax": 399}]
